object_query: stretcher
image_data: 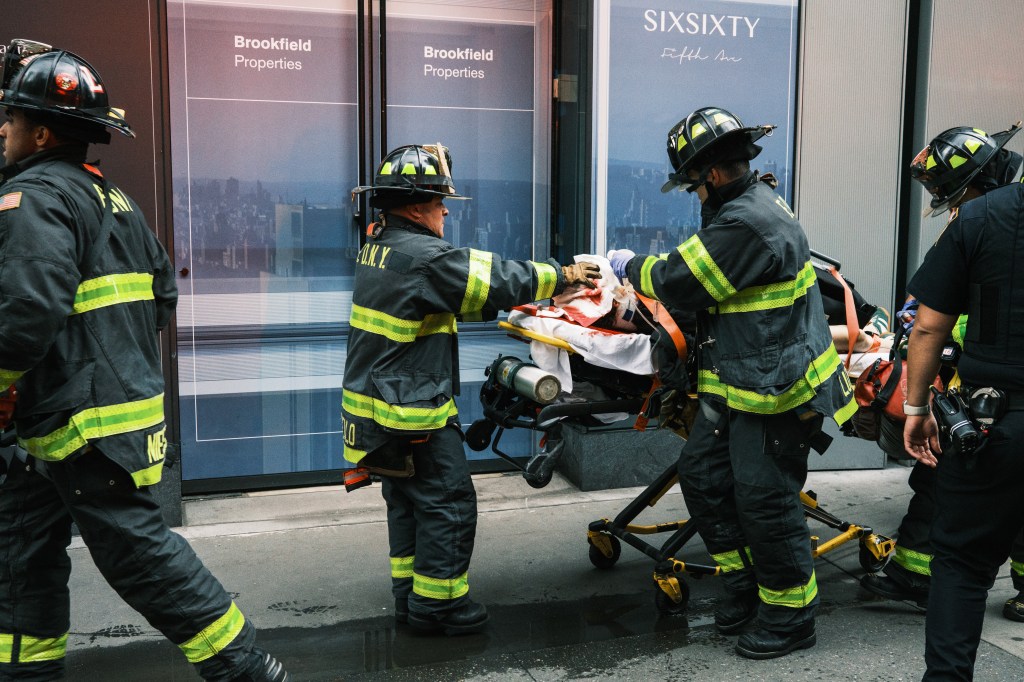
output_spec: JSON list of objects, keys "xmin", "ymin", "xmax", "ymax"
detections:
[{"xmin": 466, "ymin": 253, "xmax": 896, "ymax": 614}]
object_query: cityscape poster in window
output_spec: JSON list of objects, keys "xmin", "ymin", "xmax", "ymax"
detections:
[{"xmin": 594, "ymin": 0, "xmax": 799, "ymax": 254}]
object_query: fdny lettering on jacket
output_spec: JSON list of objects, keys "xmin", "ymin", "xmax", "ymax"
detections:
[
  {"xmin": 91, "ymin": 184, "xmax": 134, "ymax": 214},
  {"xmin": 356, "ymin": 243, "xmax": 392, "ymax": 269},
  {"xmin": 342, "ymin": 417, "xmax": 357, "ymax": 447},
  {"xmin": 147, "ymin": 426, "xmax": 168, "ymax": 464}
]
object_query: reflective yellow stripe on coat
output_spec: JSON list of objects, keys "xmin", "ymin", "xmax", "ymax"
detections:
[
  {"xmin": 343, "ymin": 390, "xmax": 457, "ymax": 431},
  {"xmin": 349, "ymin": 305, "xmax": 456, "ymax": 343},
  {"xmin": 460, "ymin": 249, "xmax": 493, "ymax": 314},
  {"xmin": 0, "ymin": 368, "xmax": 23, "ymax": 389},
  {"xmin": 711, "ymin": 262, "xmax": 817, "ymax": 314},
  {"xmin": 19, "ymin": 394, "xmax": 165, "ymax": 462},
  {"xmin": 698, "ymin": 346, "xmax": 845, "ymax": 415},
  {"xmin": 532, "ymin": 261, "xmax": 558, "ymax": 300},
  {"xmin": 72, "ymin": 273, "xmax": 155, "ymax": 314}
]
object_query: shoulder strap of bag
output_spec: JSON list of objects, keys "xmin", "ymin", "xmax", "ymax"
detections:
[
  {"xmin": 79, "ymin": 164, "xmax": 117, "ymax": 278},
  {"xmin": 871, "ymin": 325, "xmax": 904, "ymax": 410}
]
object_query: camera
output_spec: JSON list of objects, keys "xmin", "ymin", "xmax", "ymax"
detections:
[{"xmin": 930, "ymin": 386, "xmax": 983, "ymax": 457}]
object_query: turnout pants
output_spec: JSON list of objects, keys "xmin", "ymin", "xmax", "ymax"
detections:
[
  {"xmin": 677, "ymin": 401, "xmax": 820, "ymax": 632},
  {"xmin": 0, "ymin": 447, "xmax": 266, "ymax": 681},
  {"xmin": 924, "ymin": 411, "xmax": 1024, "ymax": 681},
  {"xmin": 887, "ymin": 459, "xmax": 1024, "ymax": 593},
  {"xmin": 380, "ymin": 425, "xmax": 477, "ymax": 616}
]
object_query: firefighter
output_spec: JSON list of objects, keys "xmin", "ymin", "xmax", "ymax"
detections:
[
  {"xmin": 900, "ymin": 120, "xmax": 1024, "ymax": 679},
  {"xmin": 861, "ymin": 125, "xmax": 1024, "ymax": 622},
  {"xmin": 344, "ymin": 144, "xmax": 599, "ymax": 635},
  {"xmin": 609, "ymin": 106, "xmax": 857, "ymax": 659},
  {"xmin": 0, "ymin": 41, "xmax": 287, "ymax": 680}
]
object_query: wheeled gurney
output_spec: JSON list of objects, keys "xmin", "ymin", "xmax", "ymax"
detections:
[{"xmin": 466, "ymin": 253, "xmax": 896, "ymax": 614}]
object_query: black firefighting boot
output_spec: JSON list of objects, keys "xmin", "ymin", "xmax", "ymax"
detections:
[
  {"xmin": 395, "ymin": 597, "xmax": 409, "ymax": 623},
  {"xmin": 735, "ymin": 621, "xmax": 816, "ymax": 660},
  {"xmin": 407, "ymin": 600, "xmax": 488, "ymax": 636},
  {"xmin": 714, "ymin": 591, "xmax": 759, "ymax": 634},
  {"xmin": 1003, "ymin": 592, "xmax": 1024, "ymax": 622},
  {"xmin": 231, "ymin": 653, "xmax": 289, "ymax": 682},
  {"xmin": 860, "ymin": 572, "xmax": 929, "ymax": 607}
]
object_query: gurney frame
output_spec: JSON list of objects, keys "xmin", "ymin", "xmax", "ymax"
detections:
[{"xmin": 473, "ymin": 315, "xmax": 895, "ymax": 614}]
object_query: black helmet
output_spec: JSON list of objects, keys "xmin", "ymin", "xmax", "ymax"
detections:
[
  {"xmin": 352, "ymin": 144, "xmax": 470, "ymax": 209},
  {"xmin": 910, "ymin": 122, "xmax": 1021, "ymax": 216},
  {"xmin": 661, "ymin": 107, "xmax": 774, "ymax": 193},
  {"xmin": 0, "ymin": 39, "xmax": 134, "ymax": 144}
]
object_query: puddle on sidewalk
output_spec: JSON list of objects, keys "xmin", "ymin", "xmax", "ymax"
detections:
[{"xmin": 67, "ymin": 591, "xmax": 701, "ymax": 680}]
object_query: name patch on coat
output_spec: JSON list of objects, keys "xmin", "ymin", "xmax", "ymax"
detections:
[{"xmin": 0, "ymin": 192, "xmax": 22, "ymax": 211}]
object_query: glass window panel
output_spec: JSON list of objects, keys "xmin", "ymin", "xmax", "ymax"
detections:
[{"xmin": 168, "ymin": 0, "xmax": 552, "ymax": 485}]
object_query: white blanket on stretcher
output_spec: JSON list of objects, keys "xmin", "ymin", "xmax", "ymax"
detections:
[{"xmin": 506, "ymin": 312, "xmax": 653, "ymax": 395}]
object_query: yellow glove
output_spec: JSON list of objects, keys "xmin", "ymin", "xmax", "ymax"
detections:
[{"xmin": 561, "ymin": 262, "xmax": 602, "ymax": 289}]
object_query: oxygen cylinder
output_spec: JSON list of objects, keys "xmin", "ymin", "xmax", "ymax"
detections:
[{"xmin": 493, "ymin": 357, "xmax": 561, "ymax": 404}]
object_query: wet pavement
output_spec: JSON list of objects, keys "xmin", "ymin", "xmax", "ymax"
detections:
[{"xmin": 60, "ymin": 467, "xmax": 1024, "ymax": 681}]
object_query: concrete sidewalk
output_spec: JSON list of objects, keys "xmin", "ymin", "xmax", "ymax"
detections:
[{"xmin": 62, "ymin": 465, "xmax": 1024, "ymax": 681}]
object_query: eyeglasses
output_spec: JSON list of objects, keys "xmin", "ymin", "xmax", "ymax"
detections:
[{"xmin": 1, "ymin": 39, "xmax": 54, "ymax": 91}]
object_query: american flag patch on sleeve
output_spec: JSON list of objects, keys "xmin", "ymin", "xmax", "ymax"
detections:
[{"xmin": 0, "ymin": 192, "xmax": 22, "ymax": 211}]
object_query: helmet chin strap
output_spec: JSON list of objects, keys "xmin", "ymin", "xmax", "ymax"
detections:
[{"xmin": 703, "ymin": 178, "xmax": 726, "ymax": 210}]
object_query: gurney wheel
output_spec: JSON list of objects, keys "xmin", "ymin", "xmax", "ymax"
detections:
[
  {"xmin": 654, "ymin": 580, "xmax": 689, "ymax": 616},
  {"xmin": 526, "ymin": 471, "xmax": 553, "ymax": 489},
  {"xmin": 859, "ymin": 542, "xmax": 889, "ymax": 573},
  {"xmin": 587, "ymin": 534, "xmax": 621, "ymax": 569},
  {"xmin": 465, "ymin": 419, "xmax": 496, "ymax": 452}
]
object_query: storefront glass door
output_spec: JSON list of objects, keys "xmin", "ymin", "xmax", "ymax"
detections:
[{"xmin": 167, "ymin": 0, "xmax": 551, "ymax": 490}]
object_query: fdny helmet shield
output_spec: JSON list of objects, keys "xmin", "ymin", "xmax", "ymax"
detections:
[{"xmin": 0, "ymin": 39, "xmax": 53, "ymax": 92}]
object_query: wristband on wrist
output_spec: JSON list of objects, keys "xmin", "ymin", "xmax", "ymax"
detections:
[{"xmin": 903, "ymin": 401, "xmax": 930, "ymax": 416}]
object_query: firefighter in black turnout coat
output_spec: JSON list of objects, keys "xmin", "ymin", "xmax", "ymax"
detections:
[
  {"xmin": 344, "ymin": 144, "xmax": 599, "ymax": 634},
  {"xmin": 609, "ymin": 107, "xmax": 857, "ymax": 660},
  {"xmin": 0, "ymin": 41, "xmax": 287, "ymax": 680}
]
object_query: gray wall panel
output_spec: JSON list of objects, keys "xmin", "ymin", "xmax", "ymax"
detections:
[
  {"xmin": 794, "ymin": 1, "xmax": 909, "ymax": 314},
  {"xmin": 908, "ymin": 0, "xmax": 1024, "ymax": 273}
]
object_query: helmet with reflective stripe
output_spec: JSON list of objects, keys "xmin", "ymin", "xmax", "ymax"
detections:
[
  {"xmin": 662, "ymin": 106, "xmax": 774, "ymax": 193},
  {"xmin": 0, "ymin": 39, "xmax": 134, "ymax": 144},
  {"xmin": 353, "ymin": 144, "xmax": 470, "ymax": 209},
  {"xmin": 910, "ymin": 123, "xmax": 1021, "ymax": 216}
]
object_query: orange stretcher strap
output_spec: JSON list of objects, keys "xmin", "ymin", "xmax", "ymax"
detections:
[
  {"xmin": 633, "ymin": 375, "xmax": 661, "ymax": 432},
  {"xmin": 826, "ymin": 266, "xmax": 857, "ymax": 368},
  {"xmin": 635, "ymin": 294, "xmax": 687, "ymax": 362}
]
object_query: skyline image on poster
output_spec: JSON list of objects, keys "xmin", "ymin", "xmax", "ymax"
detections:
[{"xmin": 599, "ymin": 0, "xmax": 799, "ymax": 254}]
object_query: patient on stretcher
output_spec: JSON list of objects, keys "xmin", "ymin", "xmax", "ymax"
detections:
[{"xmin": 504, "ymin": 256, "xmax": 694, "ymax": 425}]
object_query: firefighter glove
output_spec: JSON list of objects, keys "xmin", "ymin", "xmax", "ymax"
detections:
[{"xmin": 562, "ymin": 262, "xmax": 602, "ymax": 289}]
